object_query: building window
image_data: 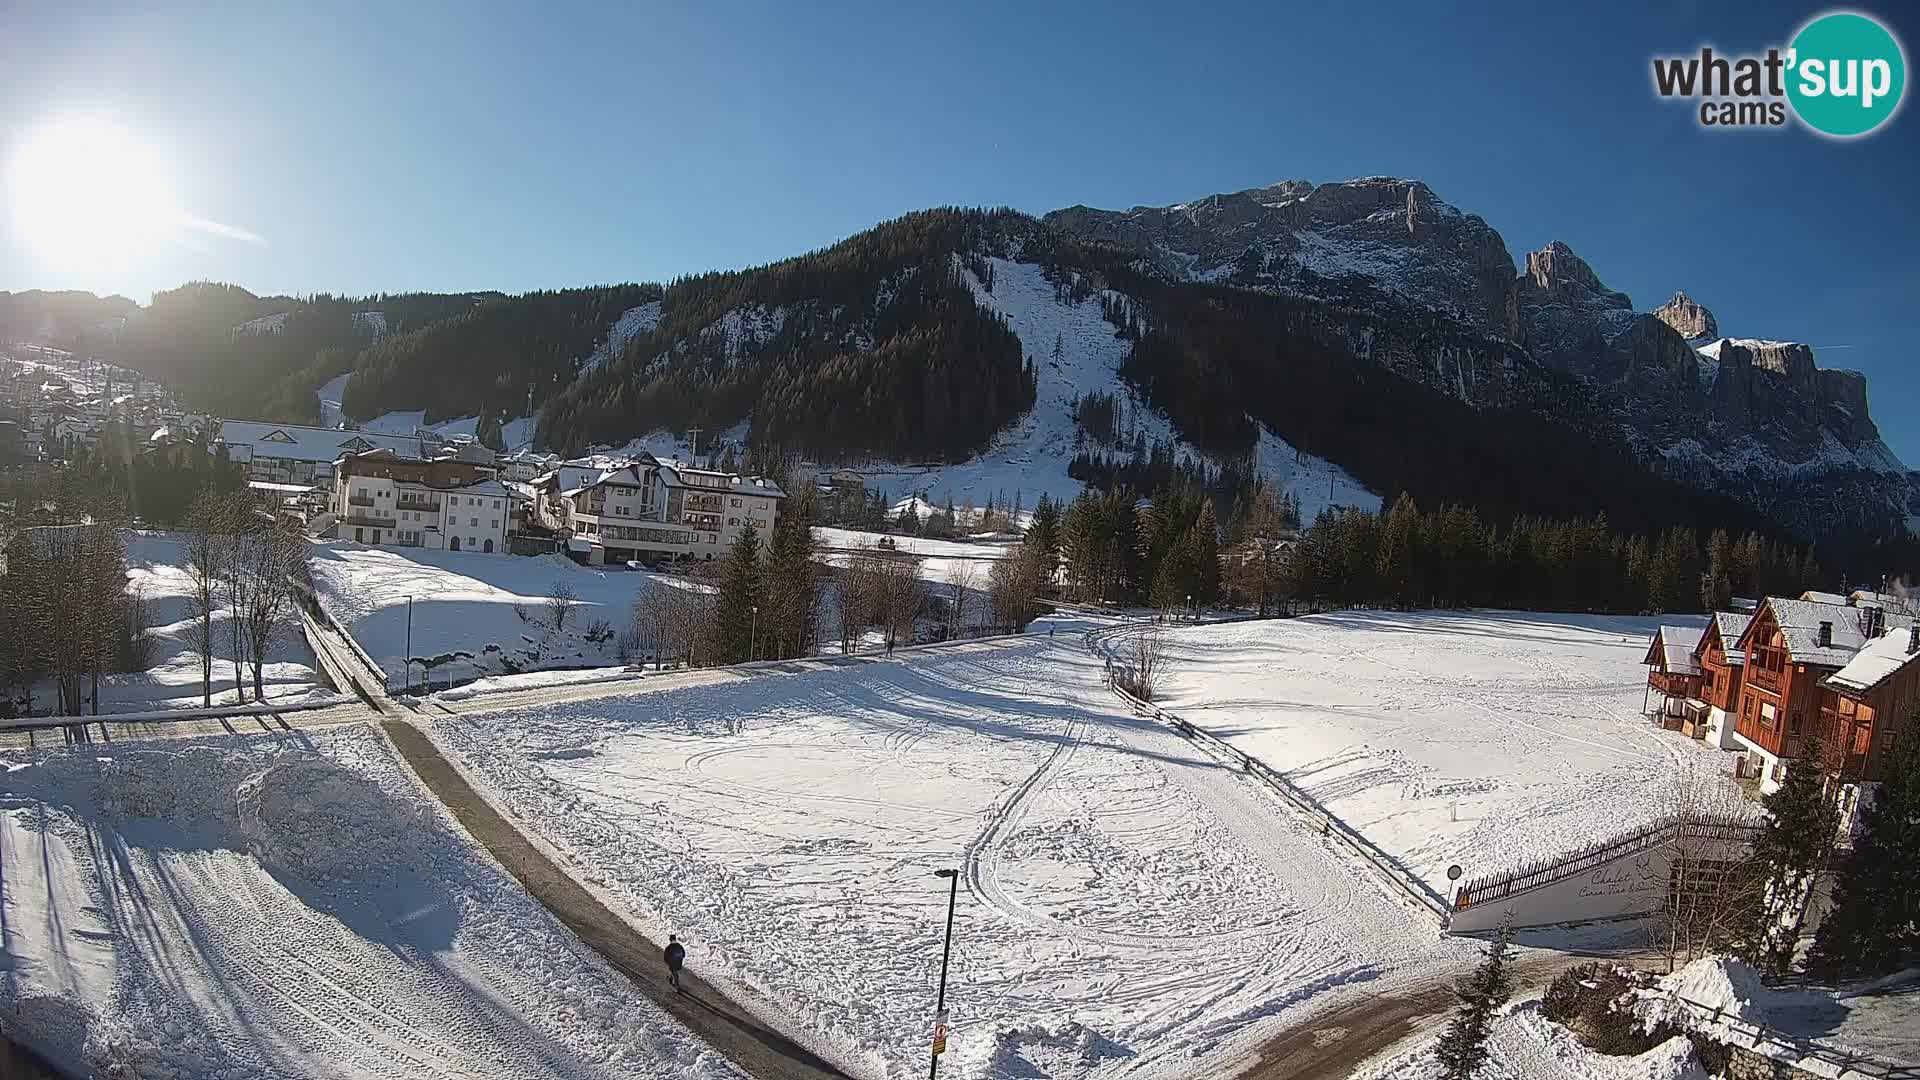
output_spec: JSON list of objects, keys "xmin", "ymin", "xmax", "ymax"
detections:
[
  {"xmin": 489, "ymin": 520, "xmax": 498, "ymax": 529},
  {"xmin": 731, "ymin": 498, "xmax": 741, "ymax": 507},
  {"xmin": 470, "ymin": 517, "xmax": 479, "ymax": 527},
  {"xmin": 492, "ymin": 499, "xmax": 501, "ymax": 509},
  {"xmin": 1789, "ymin": 713, "xmax": 1802, "ymax": 735}
]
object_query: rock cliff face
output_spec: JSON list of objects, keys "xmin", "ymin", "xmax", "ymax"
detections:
[
  {"xmin": 1045, "ymin": 178, "xmax": 1912, "ymax": 541},
  {"xmin": 1653, "ymin": 292, "xmax": 1718, "ymax": 341},
  {"xmin": 1045, "ymin": 177, "xmax": 1521, "ymax": 338}
]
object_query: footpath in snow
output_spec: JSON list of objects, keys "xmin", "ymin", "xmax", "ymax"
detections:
[
  {"xmin": 1149, "ymin": 610, "xmax": 1746, "ymax": 894},
  {"xmin": 0, "ymin": 724, "xmax": 739, "ymax": 1080},
  {"xmin": 428, "ymin": 634, "xmax": 1462, "ymax": 1080}
]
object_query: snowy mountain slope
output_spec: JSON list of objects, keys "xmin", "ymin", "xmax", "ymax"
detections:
[
  {"xmin": 853, "ymin": 257, "xmax": 1378, "ymax": 518},
  {"xmin": 580, "ymin": 301, "xmax": 663, "ymax": 375},
  {"xmin": 317, "ymin": 371, "xmax": 351, "ymax": 428}
]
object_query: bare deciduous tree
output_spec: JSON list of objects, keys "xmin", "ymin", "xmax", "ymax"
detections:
[
  {"xmin": 547, "ymin": 580, "xmax": 578, "ymax": 631},
  {"xmin": 988, "ymin": 545, "xmax": 1049, "ymax": 632},
  {"xmin": 944, "ymin": 561, "xmax": 979, "ymax": 639},
  {"xmin": 1647, "ymin": 768, "xmax": 1768, "ymax": 972},
  {"xmin": 184, "ymin": 491, "xmax": 224, "ymax": 707},
  {"xmin": 236, "ymin": 522, "xmax": 304, "ymax": 701},
  {"xmin": 1118, "ymin": 628, "xmax": 1170, "ymax": 701}
]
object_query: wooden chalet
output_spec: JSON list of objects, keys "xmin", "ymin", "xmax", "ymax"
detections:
[
  {"xmin": 1688, "ymin": 611, "xmax": 1751, "ymax": 747},
  {"xmin": 1818, "ymin": 621, "xmax": 1920, "ymax": 784},
  {"xmin": 1642, "ymin": 624, "xmax": 1704, "ymax": 722},
  {"xmin": 1731, "ymin": 595, "xmax": 1916, "ymax": 791}
]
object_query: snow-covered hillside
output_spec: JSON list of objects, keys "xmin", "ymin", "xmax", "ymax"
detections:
[
  {"xmin": 1150, "ymin": 611, "xmax": 1749, "ymax": 892},
  {"xmin": 581, "ymin": 301, "xmax": 663, "ymax": 375},
  {"xmin": 855, "ymin": 257, "xmax": 1377, "ymax": 519},
  {"xmin": 0, "ymin": 725, "xmax": 739, "ymax": 1080},
  {"xmin": 429, "ymin": 634, "xmax": 1460, "ymax": 1079}
]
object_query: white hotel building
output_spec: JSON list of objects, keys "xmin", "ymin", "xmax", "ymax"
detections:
[
  {"xmin": 535, "ymin": 452, "xmax": 785, "ymax": 565},
  {"xmin": 329, "ymin": 448, "xmax": 513, "ymax": 553}
]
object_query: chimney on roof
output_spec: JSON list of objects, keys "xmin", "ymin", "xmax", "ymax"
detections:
[
  {"xmin": 1818, "ymin": 621, "xmax": 1833, "ymax": 648},
  {"xmin": 1865, "ymin": 606, "xmax": 1885, "ymax": 640},
  {"xmin": 1910, "ymin": 622, "xmax": 1918, "ymax": 656}
]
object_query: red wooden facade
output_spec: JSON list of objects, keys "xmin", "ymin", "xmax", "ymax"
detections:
[
  {"xmin": 1732, "ymin": 602, "xmax": 1830, "ymax": 764},
  {"xmin": 1693, "ymin": 620, "xmax": 1745, "ymax": 713},
  {"xmin": 1817, "ymin": 632, "xmax": 1920, "ymax": 783}
]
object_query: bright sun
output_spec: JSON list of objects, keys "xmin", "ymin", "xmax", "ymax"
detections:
[{"xmin": 6, "ymin": 115, "xmax": 182, "ymax": 271}]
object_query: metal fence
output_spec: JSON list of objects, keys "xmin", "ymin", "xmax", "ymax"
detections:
[
  {"xmin": 1655, "ymin": 990, "xmax": 1920, "ymax": 1079},
  {"xmin": 1084, "ymin": 623, "xmax": 1453, "ymax": 921},
  {"xmin": 1454, "ymin": 815, "xmax": 1764, "ymax": 911}
]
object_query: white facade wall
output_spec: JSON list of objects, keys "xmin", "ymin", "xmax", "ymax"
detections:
[
  {"xmin": 568, "ymin": 479, "xmax": 781, "ymax": 565},
  {"xmin": 336, "ymin": 475, "xmax": 509, "ymax": 554},
  {"xmin": 1449, "ymin": 830, "xmax": 1756, "ymax": 932}
]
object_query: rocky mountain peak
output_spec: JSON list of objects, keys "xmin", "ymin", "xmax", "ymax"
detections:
[
  {"xmin": 1518, "ymin": 241, "xmax": 1629, "ymax": 309},
  {"xmin": 1653, "ymin": 292, "xmax": 1718, "ymax": 342},
  {"xmin": 1042, "ymin": 176, "xmax": 1520, "ymax": 337}
]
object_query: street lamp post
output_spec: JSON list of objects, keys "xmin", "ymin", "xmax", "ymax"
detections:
[
  {"xmin": 1186, "ymin": 593, "xmax": 1193, "ymax": 623},
  {"xmin": 405, "ymin": 595, "xmax": 414, "ymax": 692},
  {"xmin": 930, "ymin": 867, "xmax": 959, "ymax": 1080},
  {"xmin": 750, "ymin": 603, "xmax": 759, "ymax": 662}
]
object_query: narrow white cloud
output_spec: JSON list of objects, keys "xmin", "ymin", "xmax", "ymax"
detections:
[{"xmin": 179, "ymin": 213, "xmax": 267, "ymax": 247}]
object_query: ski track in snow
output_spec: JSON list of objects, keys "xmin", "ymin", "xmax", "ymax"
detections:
[
  {"xmin": 430, "ymin": 636, "xmax": 1455, "ymax": 1079},
  {"xmin": 0, "ymin": 725, "xmax": 741, "ymax": 1080}
]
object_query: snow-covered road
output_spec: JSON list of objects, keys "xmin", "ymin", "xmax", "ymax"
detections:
[{"xmin": 430, "ymin": 634, "xmax": 1462, "ymax": 1079}]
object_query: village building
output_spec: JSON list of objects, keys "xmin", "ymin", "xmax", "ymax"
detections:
[
  {"xmin": 1642, "ymin": 624, "xmax": 1704, "ymax": 723},
  {"xmin": 536, "ymin": 451, "xmax": 784, "ymax": 565},
  {"xmin": 328, "ymin": 448, "xmax": 511, "ymax": 553},
  {"xmin": 218, "ymin": 421, "xmax": 424, "ymax": 488},
  {"xmin": 1683, "ymin": 612, "xmax": 1751, "ymax": 748},
  {"xmin": 1727, "ymin": 595, "xmax": 1917, "ymax": 793},
  {"xmin": 1818, "ymin": 621, "xmax": 1920, "ymax": 785}
]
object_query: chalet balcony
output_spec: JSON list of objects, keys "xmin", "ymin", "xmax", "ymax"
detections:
[
  {"xmin": 347, "ymin": 494, "xmax": 376, "ymax": 508},
  {"xmin": 1646, "ymin": 671, "xmax": 1701, "ymax": 698},
  {"xmin": 339, "ymin": 513, "xmax": 389, "ymax": 528},
  {"xmin": 397, "ymin": 498, "xmax": 441, "ymax": 513},
  {"xmin": 1747, "ymin": 665, "xmax": 1783, "ymax": 692}
]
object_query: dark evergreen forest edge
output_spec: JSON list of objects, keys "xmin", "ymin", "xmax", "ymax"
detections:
[{"xmin": 4, "ymin": 208, "xmax": 1915, "ymax": 577}]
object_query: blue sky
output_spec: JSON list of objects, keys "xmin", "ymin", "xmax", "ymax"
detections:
[{"xmin": 3, "ymin": 1, "xmax": 1916, "ymax": 462}]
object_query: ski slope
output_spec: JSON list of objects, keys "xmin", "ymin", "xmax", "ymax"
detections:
[
  {"xmin": 1149, "ymin": 611, "xmax": 1748, "ymax": 893},
  {"xmin": 428, "ymin": 634, "xmax": 1461, "ymax": 1079},
  {"xmin": 0, "ymin": 724, "xmax": 739, "ymax": 1080},
  {"xmin": 854, "ymin": 257, "xmax": 1377, "ymax": 519}
]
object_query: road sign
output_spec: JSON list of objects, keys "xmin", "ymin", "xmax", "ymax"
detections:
[
  {"xmin": 931, "ymin": 1009, "xmax": 949, "ymax": 1055},
  {"xmin": 1447, "ymin": 864, "xmax": 1463, "ymax": 881}
]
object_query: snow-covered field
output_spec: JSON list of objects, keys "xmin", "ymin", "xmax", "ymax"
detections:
[
  {"xmin": 308, "ymin": 544, "xmax": 705, "ymax": 685},
  {"xmin": 24, "ymin": 533, "xmax": 328, "ymax": 714},
  {"xmin": 0, "ymin": 724, "xmax": 738, "ymax": 1080},
  {"xmin": 1148, "ymin": 610, "xmax": 1743, "ymax": 893},
  {"xmin": 428, "ymin": 634, "xmax": 1462, "ymax": 1079}
]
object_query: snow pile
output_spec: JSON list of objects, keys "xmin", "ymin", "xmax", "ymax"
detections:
[
  {"xmin": 1355, "ymin": 1000, "xmax": 1703, "ymax": 1080},
  {"xmin": 0, "ymin": 725, "xmax": 743, "ymax": 1080},
  {"xmin": 431, "ymin": 636, "xmax": 1451, "ymax": 1077},
  {"xmin": 1151, "ymin": 610, "xmax": 1745, "ymax": 891}
]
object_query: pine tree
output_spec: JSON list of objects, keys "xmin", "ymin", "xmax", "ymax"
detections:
[
  {"xmin": 1193, "ymin": 500, "xmax": 1221, "ymax": 606},
  {"xmin": 1376, "ymin": 493, "xmax": 1421, "ymax": 608},
  {"xmin": 1810, "ymin": 717, "xmax": 1920, "ymax": 978},
  {"xmin": 1701, "ymin": 529, "xmax": 1733, "ymax": 612},
  {"xmin": 1745, "ymin": 740, "xmax": 1840, "ymax": 972},
  {"xmin": 713, "ymin": 524, "xmax": 763, "ymax": 664},
  {"xmin": 1435, "ymin": 921, "xmax": 1514, "ymax": 1079}
]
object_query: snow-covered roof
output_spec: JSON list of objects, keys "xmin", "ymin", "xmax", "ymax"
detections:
[
  {"xmin": 219, "ymin": 420, "xmax": 423, "ymax": 464},
  {"xmin": 1800, "ymin": 590, "xmax": 1849, "ymax": 606},
  {"xmin": 1849, "ymin": 590, "xmax": 1920, "ymax": 617},
  {"xmin": 1644, "ymin": 626, "xmax": 1704, "ymax": 674},
  {"xmin": 1705, "ymin": 612, "xmax": 1752, "ymax": 666},
  {"xmin": 1824, "ymin": 627, "xmax": 1920, "ymax": 696},
  {"xmin": 1743, "ymin": 597, "xmax": 1918, "ymax": 668},
  {"xmin": 444, "ymin": 478, "xmax": 511, "ymax": 498}
]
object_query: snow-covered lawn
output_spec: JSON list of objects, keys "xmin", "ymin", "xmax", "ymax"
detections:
[
  {"xmin": 428, "ymin": 635, "xmax": 1460, "ymax": 1079},
  {"xmin": 0, "ymin": 724, "xmax": 738, "ymax": 1080},
  {"xmin": 1148, "ymin": 610, "xmax": 1742, "ymax": 894},
  {"xmin": 25, "ymin": 532, "xmax": 329, "ymax": 715},
  {"xmin": 308, "ymin": 543, "xmax": 705, "ymax": 685}
]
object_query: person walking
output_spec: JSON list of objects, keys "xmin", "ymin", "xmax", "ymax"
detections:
[{"xmin": 664, "ymin": 934, "xmax": 687, "ymax": 992}]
